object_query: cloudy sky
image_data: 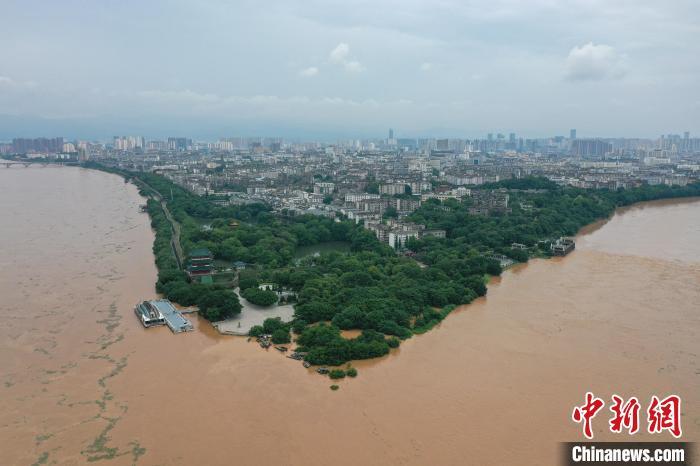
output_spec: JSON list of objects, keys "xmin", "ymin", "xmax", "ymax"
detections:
[{"xmin": 1, "ymin": 0, "xmax": 698, "ymax": 140}]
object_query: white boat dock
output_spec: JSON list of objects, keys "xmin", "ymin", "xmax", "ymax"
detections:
[{"xmin": 135, "ymin": 299, "xmax": 193, "ymax": 333}]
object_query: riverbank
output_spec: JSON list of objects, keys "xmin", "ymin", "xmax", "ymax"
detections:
[
  {"xmin": 135, "ymin": 196, "xmax": 700, "ymax": 465},
  {"xmin": 131, "ymin": 176, "xmax": 186, "ymax": 269},
  {"xmin": 576, "ymin": 195, "xmax": 700, "ymax": 237},
  {"xmin": 576, "ymin": 196, "xmax": 700, "ymax": 265},
  {"xmin": 82, "ymin": 164, "xmax": 700, "ymax": 363}
]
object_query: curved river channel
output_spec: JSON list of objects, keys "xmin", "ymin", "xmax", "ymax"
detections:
[{"xmin": 1, "ymin": 166, "xmax": 698, "ymax": 465}]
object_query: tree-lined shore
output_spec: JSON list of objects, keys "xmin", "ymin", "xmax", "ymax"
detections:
[{"xmin": 86, "ymin": 162, "xmax": 700, "ymax": 367}]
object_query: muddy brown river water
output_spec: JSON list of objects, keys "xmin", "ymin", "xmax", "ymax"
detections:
[{"xmin": 1, "ymin": 167, "xmax": 698, "ymax": 465}]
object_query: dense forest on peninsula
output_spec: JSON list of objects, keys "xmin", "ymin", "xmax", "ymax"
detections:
[{"xmin": 87, "ymin": 163, "xmax": 700, "ymax": 366}]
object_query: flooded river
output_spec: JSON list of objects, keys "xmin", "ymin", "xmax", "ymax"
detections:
[{"xmin": 1, "ymin": 167, "xmax": 698, "ymax": 465}]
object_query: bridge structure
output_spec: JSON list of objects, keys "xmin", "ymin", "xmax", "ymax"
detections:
[
  {"xmin": 2, "ymin": 160, "xmax": 35, "ymax": 168},
  {"xmin": 1, "ymin": 160, "xmax": 78, "ymax": 168}
]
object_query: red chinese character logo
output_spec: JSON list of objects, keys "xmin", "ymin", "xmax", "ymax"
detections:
[
  {"xmin": 572, "ymin": 392, "xmax": 605, "ymax": 439},
  {"xmin": 609, "ymin": 395, "xmax": 640, "ymax": 434},
  {"xmin": 647, "ymin": 395, "xmax": 682, "ymax": 438}
]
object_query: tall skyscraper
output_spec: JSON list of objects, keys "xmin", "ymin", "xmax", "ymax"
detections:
[
  {"xmin": 682, "ymin": 131, "xmax": 690, "ymax": 152},
  {"xmin": 388, "ymin": 128, "xmax": 394, "ymax": 140},
  {"xmin": 570, "ymin": 129, "xmax": 577, "ymax": 140}
]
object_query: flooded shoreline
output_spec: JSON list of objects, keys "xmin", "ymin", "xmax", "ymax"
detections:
[
  {"xmin": 575, "ymin": 195, "xmax": 700, "ymax": 238},
  {"xmin": 1, "ymin": 167, "xmax": 698, "ymax": 465}
]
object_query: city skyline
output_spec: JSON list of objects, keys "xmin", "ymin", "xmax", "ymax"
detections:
[
  {"xmin": 3, "ymin": 129, "xmax": 699, "ymax": 147},
  {"xmin": 1, "ymin": 0, "xmax": 699, "ymax": 139}
]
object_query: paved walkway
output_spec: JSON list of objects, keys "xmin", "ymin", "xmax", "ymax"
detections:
[
  {"xmin": 133, "ymin": 176, "xmax": 185, "ymax": 269},
  {"xmin": 213, "ymin": 289, "xmax": 295, "ymax": 335}
]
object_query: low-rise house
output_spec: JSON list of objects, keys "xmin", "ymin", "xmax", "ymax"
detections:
[
  {"xmin": 389, "ymin": 230, "xmax": 421, "ymax": 249},
  {"xmin": 422, "ymin": 229, "xmax": 446, "ymax": 239}
]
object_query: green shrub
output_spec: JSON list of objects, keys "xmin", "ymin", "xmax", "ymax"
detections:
[
  {"xmin": 386, "ymin": 337, "xmax": 400, "ymax": 349},
  {"xmin": 241, "ymin": 287, "xmax": 278, "ymax": 306},
  {"xmin": 346, "ymin": 367, "xmax": 358, "ymax": 377},
  {"xmin": 196, "ymin": 289, "xmax": 242, "ymax": 321},
  {"xmin": 329, "ymin": 369, "xmax": 346, "ymax": 379},
  {"xmin": 292, "ymin": 319, "xmax": 307, "ymax": 334},
  {"xmin": 271, "ymin": 329, "xmax": 291, "ymax": 344},
  {"xmin": 263, "ymin": 317, "xmax": 286, "ymax": 334},
  {"xmin": 238, "ymin": 272, "xmax": 258, "ymax": 291}
]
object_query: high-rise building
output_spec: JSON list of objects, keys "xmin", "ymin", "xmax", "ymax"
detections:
[
  {"xmin": 113, "ymin": 136, "xmax": 144, "ymax": 151},
  {"xmin": 213, "ymin": 140, "xmax": 234, "ymax": 151},
  {"xmin": 147, "ymin": 140, "xmax": 168, "ymax": 151},
  {"xmin": 571, "ymin": 139, "xmax": 611, "ymax": 157},
  {"xmin": 570, "ymin": 129, "xmax": 577, "ymax": 140},
  {"xmin": 387, "ymin": 128, "xmax": 397, "ymax": 146},
  {"xmin": 11, "ymin": 137, "xmax": 64, "ymax": 154},
  {"xmin": 167, "ymin": 137, "xmax": 190, "ymax": 151}
]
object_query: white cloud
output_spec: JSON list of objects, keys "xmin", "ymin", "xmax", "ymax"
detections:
[
  {"xmin": 343, "ymin": 60, "xmax": 364, "ymax": 73},
  {"xmin": 0, "ymin": 75, "xmax": 36, "ymax": 88},
  {"xmin": 329, "ymin": 42, "xmax": 364, "ymax": 72},
  {"xmin": 299, "ymin": 66, "xmax": 319, "ymax": 77},
  {"xmin": 2, "ymin": 0, "xmax": 698, "ymax": 136},
  {"xmin": 329, "ymin": 43, "xmax": 350, "ymax": 63},
  {"xmin": 565, "ymin": 42, "xmax": 627, "ymax": 81},
  {"xmin": 133, "ymin": 88, "xmax": 410, "ymax": 111},
  {"xmin": 136, "ymin": 89, "xmax": 219, "ymax": 103}
]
